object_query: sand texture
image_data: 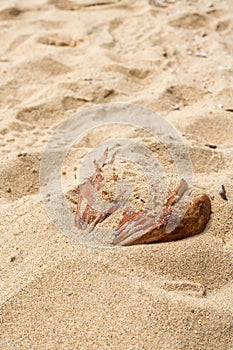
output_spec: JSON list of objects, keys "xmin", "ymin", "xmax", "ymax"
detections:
[{"xmin": 0, "ymin": 0, "xmax": 233, "ymax": 349}]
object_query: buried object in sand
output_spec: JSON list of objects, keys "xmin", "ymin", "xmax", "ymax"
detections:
[{"xmin": 75, "ymin": 148, "xmax": 211, "ymax": 246}]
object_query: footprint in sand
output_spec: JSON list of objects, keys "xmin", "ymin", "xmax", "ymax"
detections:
[
  {"xmin": 16, "ymin": 100, "xmax": 66, "ymax": 128},
  {"xmin": 216, "ymin": 19, "xmax": 231, "ymax": 32},
  {"xmin": 153, "ymin": 85, "xmax": 204, "ymax": 112},
  {"xmin": 189, "ymin": 147, "xmax": 229, "ymax": 174},
  {"xmin": 185, "ymin": 114, "xmax": 233, "ymax": 148},
  {"xmin": 0, "ymin": 153, "xmax": 40, "ymax": 201},
  {"xmin": 0, "ymin": 7, "xmax": 22, "ymax": 21},
  {"xmin": 13, "ymin": 57, "xmax": 71, "ymax": 81},
  {"xmin": 169, "ymin": 12, "xmax": 209, "ymax": 30}
]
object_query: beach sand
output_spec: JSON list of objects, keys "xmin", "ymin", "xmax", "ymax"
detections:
[{"xmin": 0, "ymin": 0, "xmax": 233, "ymax": 349}]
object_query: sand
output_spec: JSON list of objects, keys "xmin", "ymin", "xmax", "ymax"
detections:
[{"xmin": 0, "ymin": 0, "xmax": 233, "ymax": 349}]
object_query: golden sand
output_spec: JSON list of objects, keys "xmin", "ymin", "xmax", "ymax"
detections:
[{"xmin": 0, "ymin": 0, "xmax": 233, "ymax": 349}]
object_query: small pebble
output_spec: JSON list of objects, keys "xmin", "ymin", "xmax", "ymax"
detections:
[
  {"xmin": 219, "ymin": 185, "xmax": 228, "ymax": 201},
  {"xmin": 225, "ymin": 107, "xmax": 233, "ymax": 112},
  {"xmin": 172, "ymin": 103, "xmax": 180, "ymax": 110},
  {"xmin": 206, "ymin": 144, "xmax": 217, "ymax": 149},
  {"xmin": 195, "ymin": 52, "xmax": 207, "ymax": 58}
]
